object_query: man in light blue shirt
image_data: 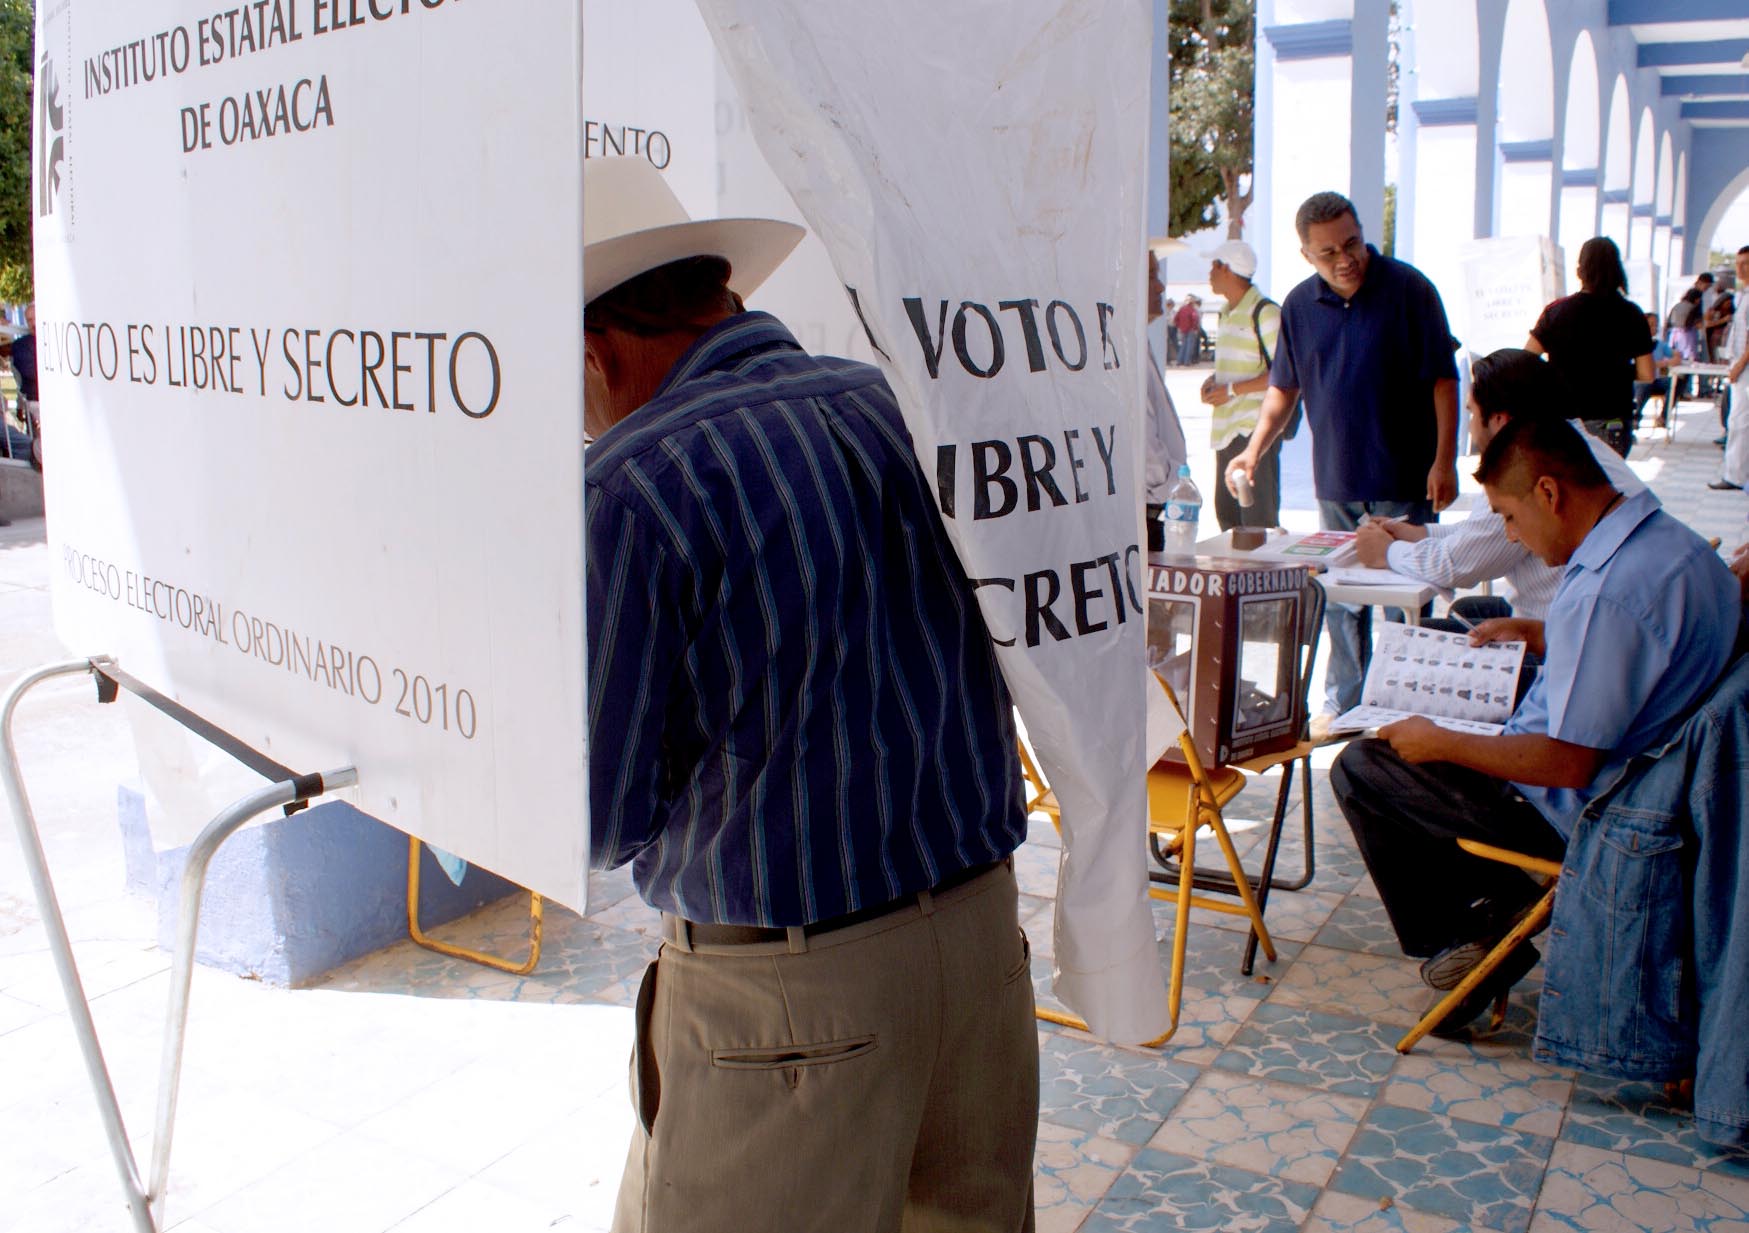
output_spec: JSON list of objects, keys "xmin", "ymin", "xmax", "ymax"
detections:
[{"xmin": 1332, "ymin": 417, "xmax": 1739, "ymax": 1035}]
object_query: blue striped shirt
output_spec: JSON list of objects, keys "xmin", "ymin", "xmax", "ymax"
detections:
[{"xmin": 586, "ymin": 312, "xmax": 1028, "ymax": 926}]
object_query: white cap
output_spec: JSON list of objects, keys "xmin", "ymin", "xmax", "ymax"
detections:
[{"xmin": 1205, "ymin": 240, "xmax": 1258, "ymax": 281}]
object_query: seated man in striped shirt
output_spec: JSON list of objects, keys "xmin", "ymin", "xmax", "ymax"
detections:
[
  {"xmin": 583, "ymin": 158, "xmax": 1037, "ymax": 1233},
  {"xmin": 1351, "ymin": 349, "xmax": 1648, "ymax": 625}
]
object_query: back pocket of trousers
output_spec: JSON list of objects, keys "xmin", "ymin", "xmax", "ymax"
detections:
[{"xmin": 710, "ymin": 1035, "xmax": 878, "ymax": 1071}]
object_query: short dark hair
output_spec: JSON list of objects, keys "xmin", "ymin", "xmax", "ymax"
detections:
[
  {"xmin": 1469, "ymin": 349, "xmax": 1571, "ymax": 423},
  {"xmin": 1475, "ymin": 415, "xmax": 1611, "ymax": 495},
  {"xmin": 1295, "ymin": 192, "xmax": 1359, "ymax": 243},
  {"xmin": 586, "ymin": 256, "xmax": 742, "ymax": 338},
  {"xmin": 1697, "ymin": 272, "xmax": 1715, "ymax": 286},
  {"xmin": 1576, "ymin": 236, "xmax": 1627, "ymax": 295},
  {"xmin": 1739, "ymin": 246, "xmax": 1749, "ymax": 257}
]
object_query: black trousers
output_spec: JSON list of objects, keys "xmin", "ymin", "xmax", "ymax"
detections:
[
  {"xmin": 1329, "ymin": 739, "xmax": 1564, "ymax": 958},
  {"xmin": 1214, "ymin": 433, "xmax": 1282, "ymax": 530}
]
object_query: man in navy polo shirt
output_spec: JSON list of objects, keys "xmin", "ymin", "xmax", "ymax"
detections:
[{"xmin": 1225, "ymin": 192, "xmax": 1459, "ymax": 729}]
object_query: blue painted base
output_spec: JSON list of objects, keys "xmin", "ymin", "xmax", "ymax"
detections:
[{"xmin": 117, "ymin": 789, "xmax": 518, "ymax": 986}]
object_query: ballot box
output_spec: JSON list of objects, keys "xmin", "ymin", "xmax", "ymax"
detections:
[{"xmin": 1144, "ymin": 558, "xmax": 1312, "ymax": 768}]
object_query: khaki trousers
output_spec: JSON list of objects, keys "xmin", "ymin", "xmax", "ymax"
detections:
[{"xmin": 612, "ymin": 863, "xmax": 1038, "ymax": 1233}]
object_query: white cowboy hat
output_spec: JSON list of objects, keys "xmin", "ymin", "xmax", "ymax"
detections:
[{"xmin": 584, "ymin": 156, "xmax": 805, "ymax": 306}]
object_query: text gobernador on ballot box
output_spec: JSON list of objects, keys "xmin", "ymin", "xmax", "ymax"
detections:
[{"xmin": 34, "ymin": 1, "xmax": 589, "ymax": 909}]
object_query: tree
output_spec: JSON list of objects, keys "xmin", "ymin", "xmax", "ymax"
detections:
[
  {"xmin": 1166, "ymin": 0, "xmax": 1254, "ymax": 239},
  {"xmin": 0, "ymin": 0, "xmax": 33, "ymax": 303}
]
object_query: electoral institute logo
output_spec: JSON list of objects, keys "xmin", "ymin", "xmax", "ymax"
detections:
[{"xmin": 37, "ymin": 51, "xmax": 66, "ymax": 219}]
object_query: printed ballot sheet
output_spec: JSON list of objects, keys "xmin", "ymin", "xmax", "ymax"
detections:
[{"xmin": 1332, "ymin": 623, "xmax": 1527, "ymax": 736}]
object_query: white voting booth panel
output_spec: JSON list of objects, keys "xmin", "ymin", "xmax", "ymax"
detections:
[
  {"xmin": 700, "ymin": 0, "xmax": 1169, "ymax": 1043},
  {"xmin": 33, "ymin": 2, "xmax": 587, "ymax": 910}
]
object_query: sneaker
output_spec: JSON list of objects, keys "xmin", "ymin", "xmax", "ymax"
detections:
[
  {"xmin": 1419, "ymin": 895, "xmax": 1546, "ymax": 990},
  {"xmin": 1425, "ymin": 942, "xmax": 1539, "ymax": 1039},
  {"xmin": 1708, "ymin": 479, "xmax": 1743, "ymax": 491}
]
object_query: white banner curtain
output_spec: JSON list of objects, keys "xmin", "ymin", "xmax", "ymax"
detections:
[{"xmin": 696, "ymin": 0, "xmax": 1168, "ymax": 1041}]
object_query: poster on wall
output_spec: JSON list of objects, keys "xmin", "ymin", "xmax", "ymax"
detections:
[
  {"xmin": 1458, "ymin": 235, "xmax": 1564, "ymax": 363},
  {"xmin": 33, "ymin": 1, "xmax": 589, "ymax": 909},
  {"xmin": 699, "ymin": 0, "xmax": 1168, "ymax": 1042}
]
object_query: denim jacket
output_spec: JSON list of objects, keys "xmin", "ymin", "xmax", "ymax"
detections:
[{"xmin": 1533, "ymin": 652, "xmax": 1749, "ymax": 1148}]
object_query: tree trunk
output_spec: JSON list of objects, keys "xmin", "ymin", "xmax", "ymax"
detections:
[{"xmin": 1221, "ymin": 168, "xmax": 1252, "ymax": 239}]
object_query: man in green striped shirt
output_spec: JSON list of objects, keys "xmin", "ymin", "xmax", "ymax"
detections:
[{"xmin": 1200, "ymin": 241, "xmax": 1283, "ymax": 529}]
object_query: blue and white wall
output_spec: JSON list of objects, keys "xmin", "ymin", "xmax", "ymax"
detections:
[{"xmin": 1252, "ymin": 0, "xmax": 1749, "ymax": 327}]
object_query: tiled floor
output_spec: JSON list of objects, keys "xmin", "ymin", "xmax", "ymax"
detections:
[{"xmin": 2, "ymin": 380, "xmax": 1747, "ymax": 1230}]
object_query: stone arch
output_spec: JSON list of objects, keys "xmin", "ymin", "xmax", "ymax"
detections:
[
  {"xmin": 1557, "ymin": 30, "xmax": 1601, "ymax": 265},
  {"xmin": 1599, "ymin": 77, "xmax": 1632, "ymax": 253},
  {"xmin": 1629, "ymin": 107, "xmax": 1656, "ymax": 260},
  {"xmin": 1497, "ymin": 0, "xmax": 1554, "ymax": 238},
  {"xmin": 1694, "ymin": 167, "xmax": 1749, "ymax": 274}
]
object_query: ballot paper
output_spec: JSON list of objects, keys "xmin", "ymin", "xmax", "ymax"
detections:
[
  {"xmin": 1232, "ymin": 530, "xmax": 1360, "ymax": 567},
  {"xmin": 1331, "ymin": 623, "xmax": 1527, "ymax": 736}
]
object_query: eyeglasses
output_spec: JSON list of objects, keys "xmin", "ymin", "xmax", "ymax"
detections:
[{"xmin": 1305, "ymin": 235, "xmax": 1364, "ymax": 265}]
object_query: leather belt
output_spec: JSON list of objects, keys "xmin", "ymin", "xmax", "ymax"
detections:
[{"xmin": 668, "ymin": 859, "xmax": 1004, "ymax": 948}]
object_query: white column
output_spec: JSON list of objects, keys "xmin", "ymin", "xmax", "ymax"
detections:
[
  {"xmin": 1631, "ymin": 209, "xmax": 1655, "ymax": 262},
  {"xmin": 1259, "ymin": 29, "xmax": 1355, "ymax": 294},
  {"xmin": 1407, "ymin": 100, "xmax": 1480, "ymax": 323},
  {"xmin": 1499, "ymin": 158, "xmax": 1554, "ymax": 239},
  {"xmin": 1558, "ymin": 176, "xmax": 1598, "ymax": 275},
  {"xmin": 1601, "ymin": 196, "xmax": 1631, "ymax": 253}
]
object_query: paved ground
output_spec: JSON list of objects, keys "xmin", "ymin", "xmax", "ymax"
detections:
[{"xmin": 1, "ymin": 373, "xmax": 1745, "ymax": 1231}]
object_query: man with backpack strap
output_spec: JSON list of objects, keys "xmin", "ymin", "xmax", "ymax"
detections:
[{"xmin": 1201, "ymin": 240, "xmax": 1286, "ymax": 529}]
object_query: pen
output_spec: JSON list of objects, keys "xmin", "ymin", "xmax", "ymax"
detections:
[{"xmin": 1446, "ymin": 610, "xmax": 1475, "ymax": 632}]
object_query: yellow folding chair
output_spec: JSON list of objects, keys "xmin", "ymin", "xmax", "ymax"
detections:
[
  {"xmin": 1018, "ymin": 678, "xmax": 1277, "ymax": 1044},
  {"xmin": 1395, "ymin": 838, "xmax": 1560, "ymax": 1052}
]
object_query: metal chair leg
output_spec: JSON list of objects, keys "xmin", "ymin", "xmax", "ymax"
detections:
[{"xmin": 407, "ymin": 837, "xmax": 544, "ymax": 975}]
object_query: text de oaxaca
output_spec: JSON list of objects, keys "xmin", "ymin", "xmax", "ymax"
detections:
[
  {"xmin": 37, "ymin": 319, "xmax": 501, "ymax": 418},
  {"xmin": 864, "ymin": 288, "xmax": 1141, "ymax": 651}
]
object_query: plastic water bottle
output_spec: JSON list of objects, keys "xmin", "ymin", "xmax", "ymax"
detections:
[{"xmin": 1161, "ymin": 464, "xmax": 1201, "ymax": 555}]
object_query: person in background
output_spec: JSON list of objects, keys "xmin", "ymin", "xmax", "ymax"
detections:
[
  {"xmin": 1526, "ymin": 237, "xmax": 1653, "ymax": 459},
  {"xmin": 1223, "ymin": 190, "xmax": 1460, "ymax": 737},
  {"xmin": 1634, "ymin": 312, "xmax": 1676, "ymax": 430},
  {"xmin": 1200, "ymin": 240, "xmax": 1282, "ymax": 529},
  {"xmin": 1713, "ymin": 246, "xmax": 1749, "ymax": 492},
  {"xmin": 1174, "ymin": 294, "xmax": 1202, "ymax": 367},
  {"xmin": 1143, "ymin": 247, "xmax": 1190, "ymax": 549},
  {"xmin": 11, "ymin": 303, "xmax": 39, "ymax": 471},
  {"xmin": 1354, "ymin": 349, "xmax": 1648, "ymax": 628},
  {"xmin": 1163, "ymin": 295, "xmax": 1180, "ymax": 366},
  {"xmin": 1668, "ymin": 287, "xmax": 1703, "ymax": 362}
]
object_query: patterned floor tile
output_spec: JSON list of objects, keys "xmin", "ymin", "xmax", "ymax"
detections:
[
  {"xmin": 1034, "ymin": 1119, "xmax": 1140, "ymax": 1233},
  {"xmin": 1148, "ymin": 1070, "xmax": 1369, "ymax": 1186},
  {"xmin": 1301, "ymin": 1191, "xmax": 1469, "ymax": 1233},
  {"xmin": 1153, "ymin": 984, "xmax": 1266, "ymax": 1066},
  {"xmin": 1150, "ymin": 920, "xmax": 1300, "ymax": 998},
  {"xmin": 1529, "ymin": 1139, "xmax": 1749, "ymax": 1233},
  {"xmin": 1383, "ymin": 1048, "xmax": 1574, "ymax": 1138},
  {"xmin": 1179, "ymin": 888, "xmax": 1346, "ymax": 945},
  {"xmin": 1213, "ymin": 1001, "xmax": 1399, "ymax": 1098},
  {"xmin": 1313, "ymin": 893, "xmax": 1401, "ymax": 957},
  {"xmin": 1038, "ymin": 1032, "xmax": 1202, "ymax": 1145},
  {"xmin": 1266, "ymin": 944, "xmax": 1430, "ymax": 1028},
  {"xmin": 1330, "ymin": 1104, "xmax": 1554, "ymax": 1233},
  {"xmin": 1080, "ymin": 1147, "xmax": 1320, "ymax": 1233},
  {"xmin": 1561, "ymin": 1074, "xmax": 1749, "ymax": 1178},
  {"xmin": 1015, "ymin": 842, "xmax": 1064, "ymax": 899}
]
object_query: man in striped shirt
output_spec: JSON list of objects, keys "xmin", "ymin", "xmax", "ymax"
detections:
[
  {"xmin": 583, "ymin": 159, "xmax": 1037, "ymax": 1233},
  {"xmin": 1351, "ymin": 349, "xmax": 1648, "ymax": 624},
  {"xmin": 1200, "ymin": 241, "xmax": 1282, "ymax": 529}
]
